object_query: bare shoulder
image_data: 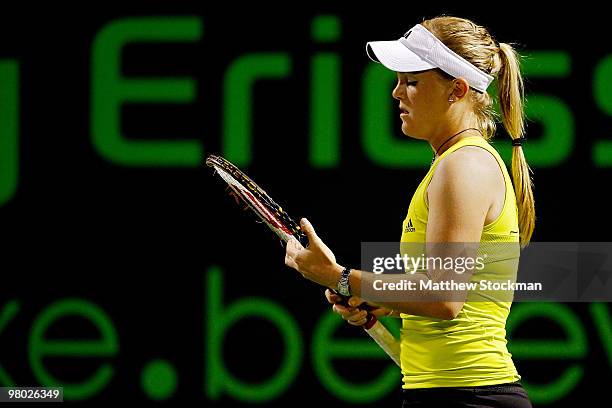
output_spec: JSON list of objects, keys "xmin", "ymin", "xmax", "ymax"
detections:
[
  {"xmin": 426, "ymin": 145, "xmax": 504, "ymax": 241},
  {"xmin": 428, "ymin": 144, "xmax": 504, "ymax": 213},
  {"xmin": 433, "ymin": 145, "xmax": 501, "ymax": 187}
]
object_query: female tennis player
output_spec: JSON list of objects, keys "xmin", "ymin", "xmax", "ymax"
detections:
[{"xmin": 285, "ymin": 16, "xmax": 535, "ymax": 407}]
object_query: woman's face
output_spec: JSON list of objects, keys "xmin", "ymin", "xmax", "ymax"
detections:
[{"xmin": 392, "ymin": 70, "xmax": 452, "ymax": 140}]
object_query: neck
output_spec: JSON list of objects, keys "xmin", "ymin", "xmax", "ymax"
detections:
[
  {"xmin": 429, "ymin": 114, "xmax": 482, "ymax": 158},
  {"xmin": 430, "ymin": 125, "xmax": 483, "ymax": 160}
]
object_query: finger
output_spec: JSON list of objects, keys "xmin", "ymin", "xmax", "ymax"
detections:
[
  {"xmin": 285, "ymin": 254, "xmax": 298, "ymax": 270},
  {"xmin": 289, "ymin": 236, "xmax": 304, "ymax": 250},
  {"xmin": 300, "ymin": 218, "xmax": 321, "ymax": 245},
  {"xmin": 325, "ymin": 289, "xmax": 332, "ymax": 303},
  {"xmin": 332, "ymin": 304, "xmax": 356, "ymax": 315},
  {"xmin": 325, "ymin": 289, "xmax": 338, "ymax": 304},
  {"xmin": 347, "ymin": 310, "xmax": 368, "ymax": 321},
  {"xmin": 334, "ymin": 305, "xmax": 364, "ymax": 320},
  {"xmin": 347, "ymin": 311, "xmax": 368, "ymax": 325},
  {"xmin": 348, "ymin": 296, "xmax": 364, "ymax": 307},
  {"xmin": 345, "ymin": 310, "xmax": 364, "ymax": 320},
  {"xmin": 285, "ymin": 237, "xmax": 300, "ymax": 257},
  {"xmin": 370, "ymin": 308, "xmax": 392, "ymax": 318},
  {"xmin": 325, "ymin": 289, "xmax": 342, "ymax": 304},
  {"xmin": 348, "ymin": 317, "xmax": 368, "ymax": 327},
  {"xmin": 330, "ymin": 293, "xmax": 342, "ymax": 303}
]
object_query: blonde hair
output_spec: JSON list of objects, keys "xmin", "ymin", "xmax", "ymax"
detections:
[{"xmin": 422, "ymin": 16, "xmax": 535, "ymax": 247}]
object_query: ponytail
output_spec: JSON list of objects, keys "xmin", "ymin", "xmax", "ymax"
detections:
[{"xmin": 497, "ymin": 43, "xmax": 535, "ymax": 247}]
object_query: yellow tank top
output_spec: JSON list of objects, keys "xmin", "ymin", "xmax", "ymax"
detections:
[{"xmin": 400, "ymin": 136, "xmax": 521, "ymax": 389}]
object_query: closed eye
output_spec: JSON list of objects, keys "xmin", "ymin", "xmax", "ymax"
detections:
[{"xmin": 406, "ymin": 81, "xmax": 418, "ymax": 86}]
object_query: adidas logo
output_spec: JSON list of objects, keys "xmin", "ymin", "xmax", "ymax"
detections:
[{"xmin": 405, "ymin": 218, "xmax": 416, "ymax": 232}]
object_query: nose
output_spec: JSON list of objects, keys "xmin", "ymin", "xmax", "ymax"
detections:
[{"xmin": 392, "ymin": 79, "xmax": 404, "ymax": 101}]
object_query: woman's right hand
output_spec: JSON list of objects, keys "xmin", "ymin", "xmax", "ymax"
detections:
[{"xmin": 325, "ymin": 289, "xmax": 393, "ymax": 326}]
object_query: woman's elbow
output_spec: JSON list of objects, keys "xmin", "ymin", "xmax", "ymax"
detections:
[
  {"xmin": 396, "ymin": 301, "xmax": 464, "ymax": 320},
  {"xmin": 435, "ymin": 302, "xmax": 464, "ymax": 320}
]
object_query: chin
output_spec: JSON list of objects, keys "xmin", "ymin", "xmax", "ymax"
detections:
[
  {"xmin": 401, "ymin": 124, "xmax": 420, "ymax": 140},
  {"xmin": 402, "ymin": 128, "xmax": 428, "ymax": 142}
]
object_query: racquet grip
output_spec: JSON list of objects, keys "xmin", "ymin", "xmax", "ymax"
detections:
[{"xmin": 330, "ymin": 289, "xmax": 378, "ymax": 330}]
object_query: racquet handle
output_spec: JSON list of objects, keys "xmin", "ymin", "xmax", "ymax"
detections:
[
  {"xmin": 330, "ymin": 289, "xmax": 378, "ymax": 330},
  {"xmin": 330, "ymin": 289, "xmax": 401, "ymax": 367}
]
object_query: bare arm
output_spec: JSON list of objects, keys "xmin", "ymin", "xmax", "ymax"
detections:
[
  {"xmin": 286, "ymin": 147, "xmax": 501, "ymax": 320},
  {"xmin": 346, "ymin": 148, "xmax": 499, "ymax": 319}
]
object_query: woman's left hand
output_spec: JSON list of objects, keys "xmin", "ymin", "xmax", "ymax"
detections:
[{"xmin": 285, "ymin": 218, "xmax": 342, "ymax": 288}]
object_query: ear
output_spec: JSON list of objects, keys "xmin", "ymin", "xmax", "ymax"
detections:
[{"xmin": 449, "ymin": 77, "xmax": 470, "ymax": 102}]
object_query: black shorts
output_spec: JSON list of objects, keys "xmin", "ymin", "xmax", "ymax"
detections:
[{"xmin": 401, "ymin": 382, "xmax": 532, "ymax": 408}]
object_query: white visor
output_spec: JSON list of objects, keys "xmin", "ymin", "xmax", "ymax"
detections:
[{"xmin": 366, "ymin": 24, "xmax": 494, "ymax": 93}]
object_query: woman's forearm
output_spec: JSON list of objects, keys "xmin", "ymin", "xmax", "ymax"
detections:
[{"xmin": 347, "ymin": 268, "xmax": 466, "ymax": 320}]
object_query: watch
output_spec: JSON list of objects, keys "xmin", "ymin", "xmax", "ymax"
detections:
[{"xmin": 337, "ymin": 267, "xmax": 352, "ymax": 297}]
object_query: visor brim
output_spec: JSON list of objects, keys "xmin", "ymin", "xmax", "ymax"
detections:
[{"xmin": 366, "ymin": 40, "xmax": 436, "ymax": 73}]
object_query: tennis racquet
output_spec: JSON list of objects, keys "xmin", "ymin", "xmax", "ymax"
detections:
[{"xmin": 206, "ymin": 154, "xmax": 400, "ymax": 367}]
